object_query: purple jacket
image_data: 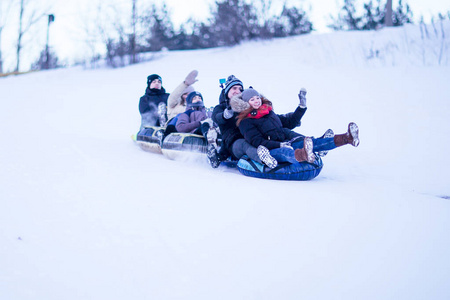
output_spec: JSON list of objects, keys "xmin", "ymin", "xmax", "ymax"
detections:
[{"xmin": 175, "ymin": 109, "xmax": 207, "ymax": 133}]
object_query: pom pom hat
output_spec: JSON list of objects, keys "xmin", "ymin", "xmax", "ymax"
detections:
[{"xmin": 224, "ymin": 75, "xmax": 243, "ymax": 98}]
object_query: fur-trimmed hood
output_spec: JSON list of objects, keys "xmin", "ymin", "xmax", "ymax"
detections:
[
  {"xmin": 229, "ymin": 93, "xmax": 272, "ymax": 113},
  {"xmin": 229, "ymin": 94, "xmax": 250, "ymax": 113}
]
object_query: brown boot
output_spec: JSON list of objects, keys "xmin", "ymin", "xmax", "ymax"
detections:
[
  {"xmin": 294, "ymin": 137, "xmax": 315, "ymax": 163},
  {"xmin": 334, "ymin": 122, "xmax": 360, "ymax": 147}
]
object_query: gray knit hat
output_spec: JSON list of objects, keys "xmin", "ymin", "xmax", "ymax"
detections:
[{"xmin": 241, "ymin": 88, "xmax": 260, "ymax": 102}]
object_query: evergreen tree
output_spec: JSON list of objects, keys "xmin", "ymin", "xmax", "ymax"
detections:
[
  {"xmin": 170, "ymin": 25, "xmax": 191, "ymax": 50},
  {"xmin": 190, "ymin": 21, "xmax": 216, "ymax": 49},
  {"xmin": 330, "ymin": 0, "xmax": 414, "ymax": 31},
  {"xmin": 31, "ymin": 48, "xmax": 59, "ymax": 70},
  {"xmin": 329, "ymin": 0, "xmax": 363, "ymax": 31},
  {"xmin": 209, "ymin": 0, "xmax": 259, "ymax": 46},
  {"xmin": 361, "ymin": 0, "xmax": 384, "ymax": 30},
  {"xmin": 141, "ymin": 4, "xmax": 174, "ymax": 51},
  {"xmin": 392, "ymin": 0, "xmax": 413, "ymax": 26},
  {"xmin": 105, "ymin": 36, "xmax": 130, "ymax": 68},
  {"xmin": 279, "ymin": 5, "xmax": 313, "ymax": 36}
]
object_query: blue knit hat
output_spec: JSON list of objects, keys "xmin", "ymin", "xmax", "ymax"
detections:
[
  {"xmin": 223, "ymin": 75, "xmax": 243, "ymax": 99},
  {"xmin": 186, "ymin": 91, "xmax": 204, "ymax": 109}
]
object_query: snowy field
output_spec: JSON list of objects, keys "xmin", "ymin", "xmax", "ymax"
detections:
[{"xmin": 1, "ymin": 22, "xmax": 450, "ymax": 299}]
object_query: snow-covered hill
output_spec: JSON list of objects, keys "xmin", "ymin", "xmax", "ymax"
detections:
[{"xmin": 1, "ymin": 23, "xmax": 450, "ymax": 300}]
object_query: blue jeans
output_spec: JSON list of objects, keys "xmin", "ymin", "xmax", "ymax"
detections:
[{"xmin": 269, "ymin": 137, "xmax": 336, "ymax": 164}]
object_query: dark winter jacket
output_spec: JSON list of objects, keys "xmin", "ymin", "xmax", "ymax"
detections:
[
  {"xmin": 176, "ymin": 108, "xmax": 207, "ymax": 133},
  {"xmin": 211, "ymin": 90, "xmax": 243, "ymax": 154},
  {"xmin": 139, "ymin": 87, "xmax": 170, "ymax": 127},
  {"xmin": 230, "ymin": 94, "xmax": 307, "ymax": 150}
]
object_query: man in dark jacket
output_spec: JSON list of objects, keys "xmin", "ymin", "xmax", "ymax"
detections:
[
  {"xmin": 208, "ymin": 76, "xmax": 273, "ymax": 169},
  {"xmin": 209, "ymin": 75, "xmax": 309, "ymax": 169},
  {"xmin": 139, "ymin": 74, "xmax": 170, "ymax": 129}
]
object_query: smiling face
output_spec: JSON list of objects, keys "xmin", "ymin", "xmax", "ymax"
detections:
[
  {"xmin": 248, "ymin": 95, "xmax": 262, "ymax": 110},
  {"xmin": 227, "ymin": 85, "xmax": 243, "ymax": 99}
]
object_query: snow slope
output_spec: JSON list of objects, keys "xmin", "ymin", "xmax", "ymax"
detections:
[{"xmin": 1, "ymin": 23, "xmax": 450, "ymax": 300}]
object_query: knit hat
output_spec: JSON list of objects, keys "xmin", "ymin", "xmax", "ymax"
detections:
[
  {"xmin": 147, "ymin": 74, "xmax": 162, "ymax": 86},
  {"xmin": 186, "ymin": 91, "xmax": 204, "ymax": 108},
  {"xmin": 182, "ymin": 85, "xmax": 195, "ymax": 96},
  {"xmin": 223, "ymin": 75, "xmax": 243, "ymax": 99},
  {"xmin": 241, "ymin": 87, "xmax": 260, "ymax": 102}
]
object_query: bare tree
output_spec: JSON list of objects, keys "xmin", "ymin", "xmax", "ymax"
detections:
[
  {"xmin": 385, "ymin": 0, "xmax": 393, "ymax": 26},
  {"xmin": 131, "ymin": 0, "xmax": 137, "ymax": 64},
  {"xmin": 81, "ymin": 2, "xmax": 134, "ymax": 67},
  {"xmin": 15, "ymin": 0, "xmax": 49, "ymax": 72},
  {"xmin": 0, "ymin": 0, "xmax": 15, "ymax": 73}
]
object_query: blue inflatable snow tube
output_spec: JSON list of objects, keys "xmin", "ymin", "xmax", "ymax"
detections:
[{"xmin": 237, "ymin": 154, "xmax": 323, "ymax": 181}]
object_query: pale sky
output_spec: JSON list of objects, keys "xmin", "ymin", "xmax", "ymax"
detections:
[{"xmin": 2, "ymin": 0, "xmax": 449, "ymax": 70}]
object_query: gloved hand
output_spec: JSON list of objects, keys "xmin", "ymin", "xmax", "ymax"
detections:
[
  {"xmin": 280, "ymin": 142, "xmax": 294, "ymax": 150},
  {"xmin": 298, "ymin": 88, "xmax": 307, "ymax": 108},
  {"xmin": 184, "ymin": 70, "xmax": 198, "ymax": 86},
  {"xmin": 223, "ymin": 107, "xmax": 234, "ymax": 119},
  {"xmin": 201, "ymin": 118, "xmax": 214, "ymax": 127}
]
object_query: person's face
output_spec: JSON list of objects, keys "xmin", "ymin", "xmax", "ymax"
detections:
[
  {"xmin": 191, "ymin": 95, "xmax": 202, "ymax": 103},
  {"xmin": 227, "ymin": 85, "xmax": 243, "ymax": 99},
  {"xmin": 248, "ymin": 95, "xmax": 261, "ymax": 110},
  {"xmin": 150, "ymin": 79, "xmax": 162, "ymax": 89},
  {"xmin": 181, "ymin": 93, "xmax": 188, "ymax": 102}
]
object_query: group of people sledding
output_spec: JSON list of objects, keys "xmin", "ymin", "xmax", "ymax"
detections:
[{"xmin": 138, "ymin": 70, "xmax": 360, "ymax": 169}]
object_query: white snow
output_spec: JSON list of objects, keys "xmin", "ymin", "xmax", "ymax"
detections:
[{"xmin": 1, "ymin": 22, "xmax": 450, "ymax": 300}]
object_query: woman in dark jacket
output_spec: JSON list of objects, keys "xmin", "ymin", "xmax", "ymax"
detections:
[
  {"xmin": 210, "ymin": 75, "xmax": 307, "ymax": 169},
  {"xmin": 232, "ymin": 88, "xmax": 360, "ymax": 164},
  {"xmin": 139, "ymin": 74, "xmax": 170, "ymax": 129}
]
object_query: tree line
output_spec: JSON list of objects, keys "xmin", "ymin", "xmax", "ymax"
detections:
[
  {"xmin": 1, "ymin": 0, "xmax": 448, "ymax": 73},
  {"xmin": 97, "ymin": 0, "xmax": 415, "ymax": 68}
]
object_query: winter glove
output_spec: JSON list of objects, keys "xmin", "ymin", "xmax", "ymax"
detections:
[
  {"xmin": 184, "ymin": 70, "xmax": 198, "ymax": 86},
  {"xmin": 223, "ymin": 107, "xmax": 234, "ymax": 119},
  {"xmin": 201, "ymin": 118, "xmax": 214, "ymax": 127},
  {"xmin": 280, "ymin": 142, "xmax": 294, "ymax": 150},
  {"xmin": 298, "ymin": 88, "xmax": 307, "ymax": 108}
]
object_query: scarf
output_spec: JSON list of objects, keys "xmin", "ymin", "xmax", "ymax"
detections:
[{"xmin": 248, "ymin": 104, "xmax": 272, "ymax": 119}]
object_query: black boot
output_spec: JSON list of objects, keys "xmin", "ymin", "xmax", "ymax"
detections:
[{"xmin": 207, "ymin": 144, "xmax": 221, "ymax": 168}]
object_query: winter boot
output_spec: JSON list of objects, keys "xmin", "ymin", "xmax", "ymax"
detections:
[
  {"xmin": 257, "ymin": 145, "xmax": 278, "ymax": 169},
  {"xmin": 154, "ymin": 128, "xmax": 165, "ymax": 146},
  {"xmin": 294, "ymin": 137, "xmax": 315, "ymax": 163},
  {"xmin": 317, "ymin": 128, "xmax": 334, "ymax": 157},
  {"xmin": 207, "ymin": 144, "xmax": 221, "ymax": 168},
  {"xmin": 158, "ymin": 102, "xmax": 167, "ymax": 126},
  {"xmin": 206, "ymin": 126, "xmax": 219, "ymax": 149},
  {"xmin": 334, "ymin": 122, "xmax": 360, "ymax": 147}
]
